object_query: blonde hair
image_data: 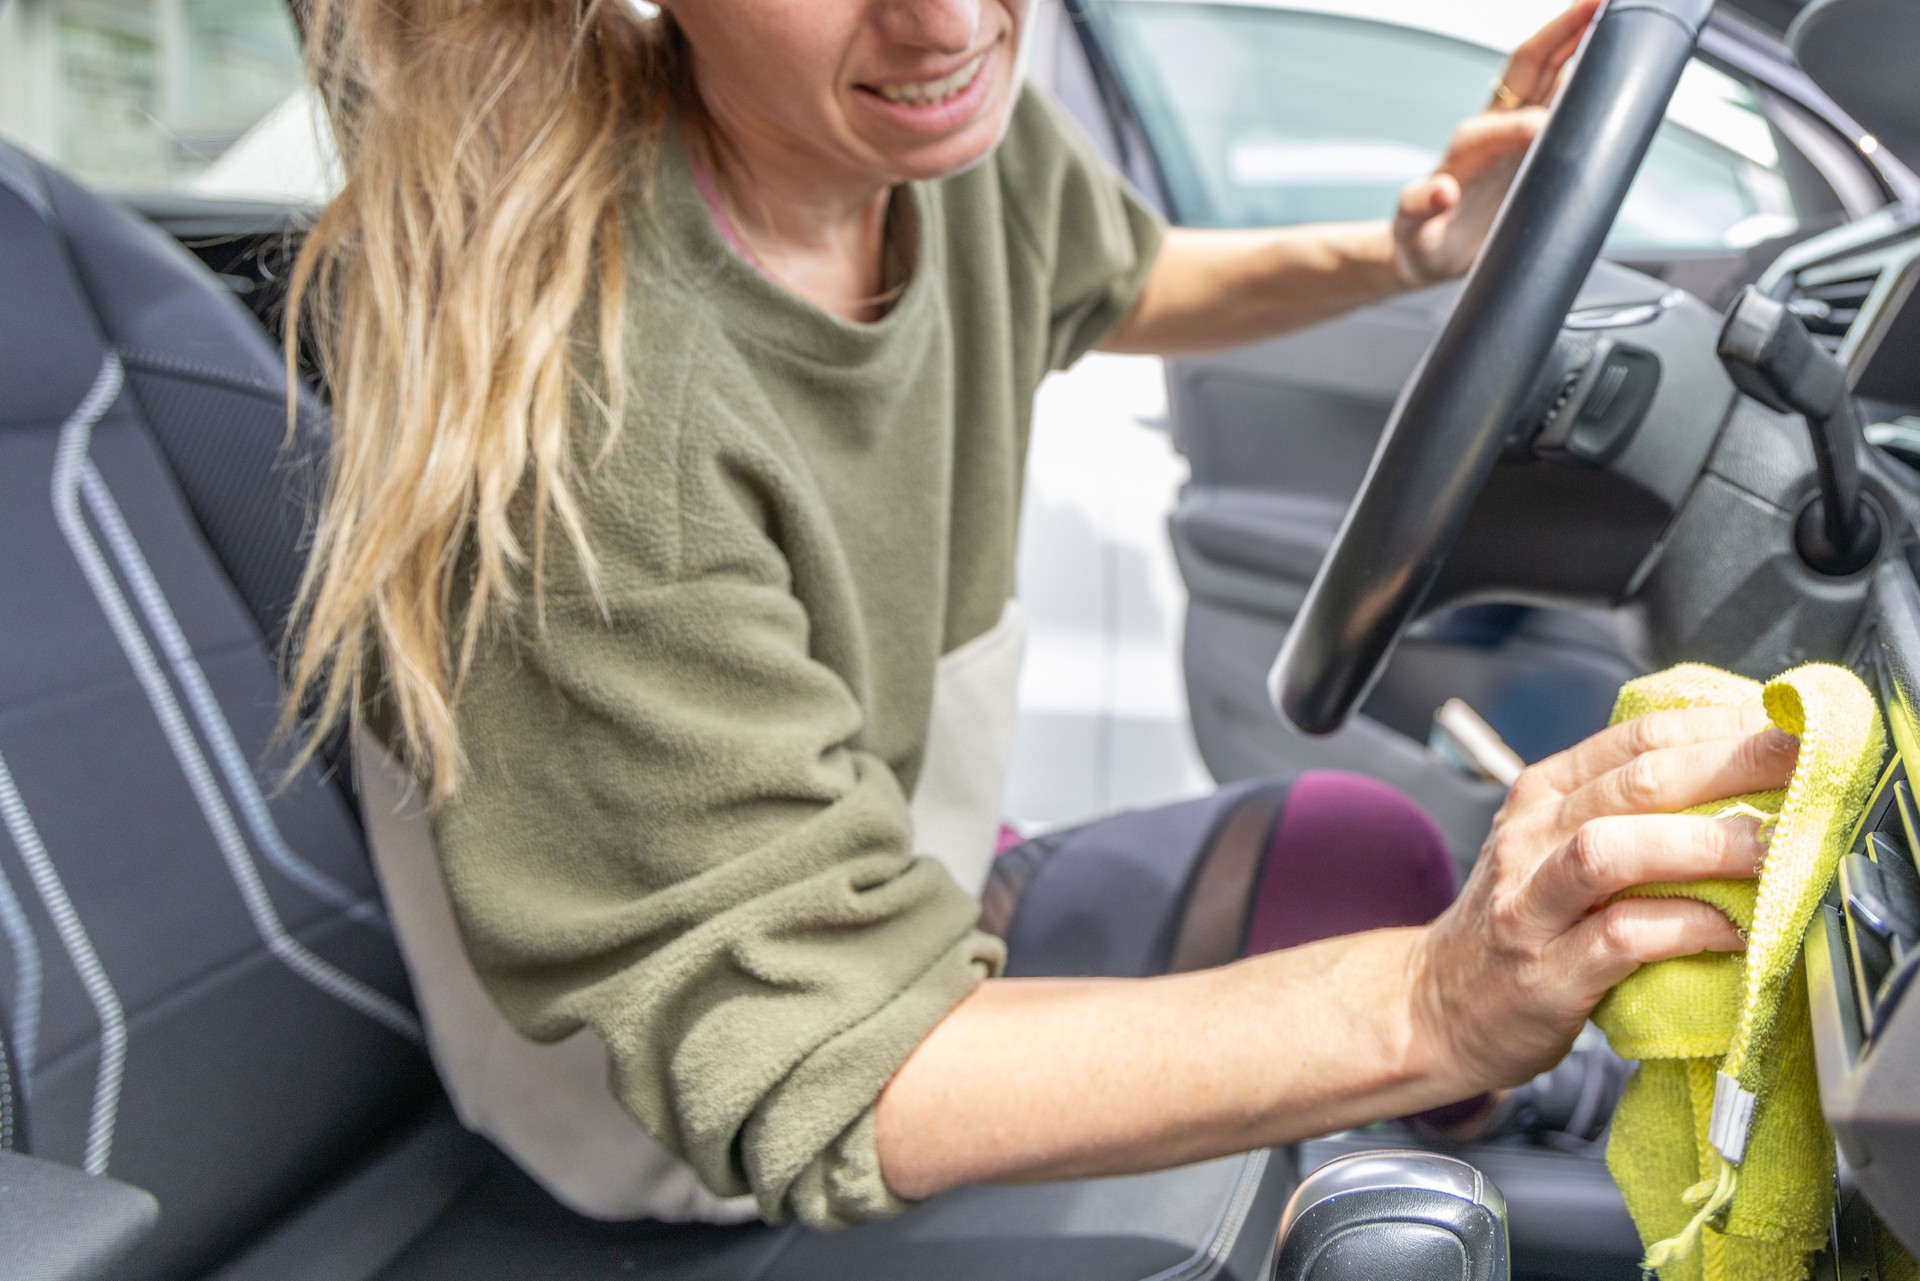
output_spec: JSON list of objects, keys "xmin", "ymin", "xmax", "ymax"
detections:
[{"xmin": 284, "ymin": 0, "xmax": 676, "ymax": 803}]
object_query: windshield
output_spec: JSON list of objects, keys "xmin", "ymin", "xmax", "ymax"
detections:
[{"xmin": 1096, "ymin": 1, "xmax": 1806, "ymax": 252}]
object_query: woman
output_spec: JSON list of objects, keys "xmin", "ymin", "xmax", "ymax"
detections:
[{"xmin": 287, "ymin": 0, "xmax": 1794, "ymax": 1234}]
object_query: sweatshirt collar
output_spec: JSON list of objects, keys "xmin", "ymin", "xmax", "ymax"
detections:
[{"xmin": 638, "ymin": 113, "xmax": 938, "ymax": 369}]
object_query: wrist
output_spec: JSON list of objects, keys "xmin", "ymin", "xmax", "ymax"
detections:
[
  {"xmin": 1398, "ymin": 924, "xmax": 1476, "ymax": 1101},
  {"xmin": 1345, "ymin": 219, "xmax": 1417, "ymax": 298},
  {"xmin": 1317, "ymin": 926, "xmax": 1469, "ymax": 1114}
]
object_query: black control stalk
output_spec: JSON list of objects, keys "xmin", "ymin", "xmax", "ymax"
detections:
[{"xmin": 1718, "ymin": 286, "xmax": 1880, "ymax": 576}]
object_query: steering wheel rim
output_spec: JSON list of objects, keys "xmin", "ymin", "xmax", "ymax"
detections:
[{"xmin": 1271, "ymin": 0, "xmax": 1718, "ymax": 737}]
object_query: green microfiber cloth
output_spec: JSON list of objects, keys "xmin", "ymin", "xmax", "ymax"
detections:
[{"xmin": 1592, "ymin": 663, "xmax": 1884, "ymax": 1281}]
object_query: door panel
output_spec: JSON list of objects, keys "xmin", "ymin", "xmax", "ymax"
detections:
[
  {"xmin": 1172, "ymin": 293, "xmax": 1445, "ymax": 496},
  {"xmin": 1165, "ymin": 269, "xmax": 1652, "ymax": 859}
]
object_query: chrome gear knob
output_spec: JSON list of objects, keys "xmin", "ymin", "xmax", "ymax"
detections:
[{"xmin": 1272, "ymin": 1151, "xmax": 1510, "ymax": 1281}]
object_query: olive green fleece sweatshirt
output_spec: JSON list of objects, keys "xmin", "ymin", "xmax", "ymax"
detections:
[{"xmin": 418, "ymin": 88, "xmax": 1164, "ymax": 1230}]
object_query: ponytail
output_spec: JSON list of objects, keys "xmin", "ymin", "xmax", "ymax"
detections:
[{"xmin": 284, "ymin": 0, "xmax": 675, "ymax": 802}]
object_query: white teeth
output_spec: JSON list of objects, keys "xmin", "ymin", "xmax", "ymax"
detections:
[{"xmin": 874, "ymin": 54, "xmax": 987, "ymax": 106}]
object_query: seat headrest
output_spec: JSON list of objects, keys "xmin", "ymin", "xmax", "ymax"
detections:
[
  {"xmin": 0, "ymin": 147, "xmax": 112, "ymax": 429},
  {"xmin": 0, "ymin": 138, "xmax": 304, "ymax": 432}
]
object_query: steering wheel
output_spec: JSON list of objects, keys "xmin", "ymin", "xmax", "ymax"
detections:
[{"xmin": 1272, "ymin": 0, "xmax": 1718, "ymax": 735}]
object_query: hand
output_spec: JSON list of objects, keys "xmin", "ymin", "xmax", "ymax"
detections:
[
  {"xmin": 1392, "ymin": 0, "xmax": 1603, "ymax": 287},
  {"xmin": 1411, "ymin": 702, "xmax": 1798, "ymax": 1094}
]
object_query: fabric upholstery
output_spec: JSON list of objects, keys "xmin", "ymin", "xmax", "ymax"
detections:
[
  {"xmin": 0, "ymin": 1151, "xmax": 160, "ymax": 1281},
  {"xmin": 0, "ymin": 141, "xmax": 434, "ymax": 1280}
]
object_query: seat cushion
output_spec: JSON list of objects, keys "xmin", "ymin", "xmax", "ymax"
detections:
[{"xmin": 212, "ymin": 1107, "xmax": 1290, "ymax": 1281}]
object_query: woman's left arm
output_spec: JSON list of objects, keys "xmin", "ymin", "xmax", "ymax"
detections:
[{"xmin": 1099, "ymin": 0, "xmax": 1600, "ymax": 358}]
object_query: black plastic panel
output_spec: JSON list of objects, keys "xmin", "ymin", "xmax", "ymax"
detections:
[{"xmin": 1808, "ymin": 560, "xmax": 1920, "ymax": 1257}]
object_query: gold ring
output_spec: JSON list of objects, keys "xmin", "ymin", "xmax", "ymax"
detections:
[{"xmin": 1493, "ymin": 80, "xmax": 1527, "ymax": 110}]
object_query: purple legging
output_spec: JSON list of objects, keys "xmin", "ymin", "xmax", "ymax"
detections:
[
  {"xmin": 1243, "ymin": 771, "xmax": 1457, "ymax": 954},
  {"xmin": 983, "ymin": 770, "xmax": 1481, "ymax": 1126},
  {"xmin": 987, "ymin": 770, "xmax": 1458, "ymax": 975}
]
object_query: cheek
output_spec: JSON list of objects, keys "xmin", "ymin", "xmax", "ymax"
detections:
[{"xmin": 678, "ymin": 1, "xmax": 853, "ymax": 115}]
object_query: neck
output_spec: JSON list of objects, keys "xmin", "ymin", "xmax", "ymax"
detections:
[{"xmin": 685, "ymin": 80, "xmax": 896, "ymax": 323}]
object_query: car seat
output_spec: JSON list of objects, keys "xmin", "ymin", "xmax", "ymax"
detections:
[{"xmin": 0, "ymin": 138, "xmax": 1337, "ymax": 1280}]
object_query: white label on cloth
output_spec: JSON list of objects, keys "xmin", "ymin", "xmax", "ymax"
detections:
[{"xmin": 1709, "ymin": 1071, "xmax": 1758, "ymax": 1164}]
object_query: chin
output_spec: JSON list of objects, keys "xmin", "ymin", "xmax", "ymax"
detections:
[
  {"xmin": 887, "ymin": 95, "xmax": 1021, "ymax": 183},
  {"xmin": 894, "ymin": 130, "xmax": 1012, "ymax": 182}
]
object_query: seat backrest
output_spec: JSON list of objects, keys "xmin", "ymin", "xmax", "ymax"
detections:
[{"xmin": 0, "ymin": 142, "xmax": 435, "ymax": 1280}]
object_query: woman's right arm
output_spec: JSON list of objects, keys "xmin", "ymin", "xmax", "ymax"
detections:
[{"xmin": 875, "ymin": 704, "xmax": 1794, "ymax": 1199}]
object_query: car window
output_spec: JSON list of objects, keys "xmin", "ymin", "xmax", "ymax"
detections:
[
  {"xmin": 1095, "ymin": 1, "xmax": 1826, "ymax": 253},
  {"xmin": 0, "ymin": 0, "xmax": 331, "ymax": 202}
]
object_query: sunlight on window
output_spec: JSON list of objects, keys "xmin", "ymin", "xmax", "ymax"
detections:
[{"xmin": 1095, "ymin": 0, "xmax": 1808, "ymax": 252}]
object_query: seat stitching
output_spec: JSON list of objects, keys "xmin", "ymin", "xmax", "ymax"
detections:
[
  {"xmin": 0, "ymin": 1023, "xmax": 15, "ymax": 1151},
  {"xmin": 0, "ymin": 634, "xmax": 266, "ymax": 733},
  {"xmin": 0, "ymin": 752, "xmax": 115, "ymax": 1175},
  {"xmin": 0, "ymin": 355, "xmax": 132, "ymax": 1176},
  {"xmin": 118, "ymin": 347, "xmax": 286, "ymax": 402},
  {"xmin": 30, "ymin": 908, "xmax": 405, "ymax": 1085},
  {"xmin": 53, "ymin": 354, "xmax": 423, "ymax": 1048},
  {"xmin": 0, "ymin": 745, "xmax": 126, "ymax": 1175},
  {"xmin": 0, "ymin": 851, "xmax": 43, "ymax": 1094},
  {"xmin": 78, "ymin": 458, "xmax": 389, "ymax": 933},
  {"xmin": 1138, "ymin": 1149, "xmax": 1272, "ymax": 1281}
]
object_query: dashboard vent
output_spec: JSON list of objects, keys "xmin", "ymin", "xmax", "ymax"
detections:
[{"xmin": 1789, "ymin": 271, "xmax": 1881, "ymax": 350}]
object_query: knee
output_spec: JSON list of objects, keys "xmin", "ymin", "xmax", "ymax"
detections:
[{"xmin": 1244, "ymin": 771, "xmax": 1456, "ymax": 953}]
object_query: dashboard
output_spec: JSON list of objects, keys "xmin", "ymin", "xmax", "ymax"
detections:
[
  {"xmin": 1855, "ymin": 258, "xmax": 1920, "ymax": 418},
  {"xmin": 1749, "ymin": 201, "xmax": 1920, "ymax": 1267},
  {"xmin": 1765, "ymin": 207, "xmax": 1920, "ymax": 459},
  {"xmin": 1814, "ymin": 562, "xmax": 1920, "ymax": 1268}
]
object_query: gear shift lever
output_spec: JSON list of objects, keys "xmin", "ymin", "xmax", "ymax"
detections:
[
  {"xmin": 1272, "ymin": 1151, "xmax": 1510, "ymax": 1280},
  {"xmin": 1717, "ymin": 286, "xmax": 1881, "ymax": 576}
]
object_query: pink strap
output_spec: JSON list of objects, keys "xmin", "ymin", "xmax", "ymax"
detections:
[{"xmin": 685, "ymin": 146, "xmax": 770, "ymax": 278}]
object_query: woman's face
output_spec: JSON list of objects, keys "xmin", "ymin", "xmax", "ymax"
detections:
[{"xmin": 670, "ymin": 0, "xmax": 1027, "ymax": 188}]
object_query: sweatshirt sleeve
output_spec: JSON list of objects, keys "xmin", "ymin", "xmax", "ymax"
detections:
[
  {"xmin": 429, "ymin": 392, "xmax": 1004, "ymax": 1230},
  {"xmin": 996, "ymin": 85, "xmax": 1167, "ymax": 371}
]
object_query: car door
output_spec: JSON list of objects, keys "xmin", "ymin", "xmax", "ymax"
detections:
[{"xmin": 1046, "ymin": 0, "xmax": 1908, "ymax": 856}]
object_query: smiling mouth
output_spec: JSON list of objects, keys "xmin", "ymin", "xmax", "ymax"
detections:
[{"xmin": 865, "ymin": 51, "xmax": 990, "ymax": 107}]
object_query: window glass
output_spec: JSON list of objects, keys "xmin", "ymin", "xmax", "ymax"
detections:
[
  {"xmin": 0, "ymin": 0, "xmax": 331, "ymax": 201},
  {"xmin": 1096, "ymin": 1, "xmax": 1816, "ymax": 252}
]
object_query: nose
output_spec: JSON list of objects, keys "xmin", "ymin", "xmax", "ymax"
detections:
[{"xmin": 874, "ymin": 0, "xmax": 985, "ymax": 55}]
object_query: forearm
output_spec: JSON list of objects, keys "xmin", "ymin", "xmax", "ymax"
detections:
[
  {"xmin": 874, "ymin": 926, "xmax": 1466, "ymax": 1200},
  {"xmin": 1099, "ymin": 221, "xmax": 1409, "ymax": 358}
]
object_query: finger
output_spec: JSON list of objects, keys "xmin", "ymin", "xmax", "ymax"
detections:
[
  {"xmin": 1560, "ymin": 729, "xmax": 1799, "ymax": 828},
  {"xmin": 1529, "ymin": 814, "xmax": 1767, "ymax": 925},
  {"xmin": 1499, "ymin": 0, "xmax": 1603, "ymax": 103},
  {"xmin": 1397, "ymin": 174, "xmax": 1459, "ymax": 224},
  {"xmin": 1528, "ymin": 19, "xmax": 1589, "ymax": 98},
  {"xmin": 1440, "ymin": 109, "xmax": 1550, "ymax": 178},
  {"xmin": 1528, "ymin": 703, "xmax": 1774, "ymax": 796},
  {"xmin": 1533, "ymin": 0, "xmax": 1603, "ymax": 95},
  {"xmin": 1558, "ymin": 896, "xmax": 1747, "ymax": 998}
]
